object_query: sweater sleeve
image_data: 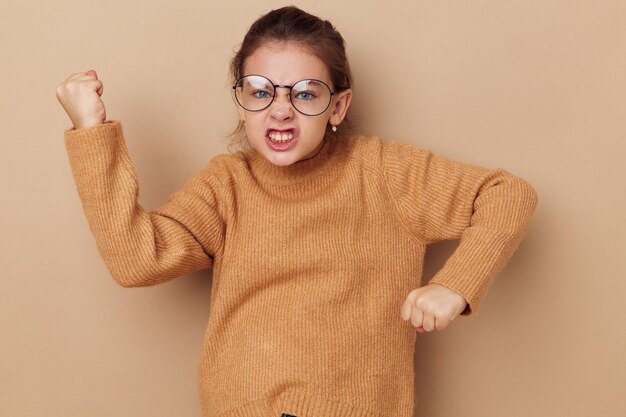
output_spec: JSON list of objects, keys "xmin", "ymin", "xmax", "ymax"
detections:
[
  {"xmin": 64, "ymin": 120, "xmax": 226, "ymax": 288},
  {"xmin": 381, "ymin": 140, "xmax": 538, "ymax": 316}
]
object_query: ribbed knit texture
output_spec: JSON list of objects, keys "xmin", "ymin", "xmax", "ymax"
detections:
[{"xmin": 64, "ymin": 120, "xmax": 538, "ymax": 417}]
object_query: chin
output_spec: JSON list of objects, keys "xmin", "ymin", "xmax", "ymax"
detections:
[{"xmin": 262, "ymin": 150, "xmax": 298, "ymax": 166}]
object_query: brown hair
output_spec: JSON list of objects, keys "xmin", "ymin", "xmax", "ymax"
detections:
[{"xmin": 225, "ymin": 5, "xmax": 354, "ymax": 152}]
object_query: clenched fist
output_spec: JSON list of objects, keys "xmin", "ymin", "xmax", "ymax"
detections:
[
  {"xmin": 400, "ymin": 283, "xmax": 468, "ymax": 333},
  {"xmin": 56, "ymin": 69, "xmax": 106, "ymax": 129}
]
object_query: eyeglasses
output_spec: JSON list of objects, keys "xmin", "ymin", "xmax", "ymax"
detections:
[{"xmin": 232, "ymin": 74, "xmax": 345, "ymax": 116}]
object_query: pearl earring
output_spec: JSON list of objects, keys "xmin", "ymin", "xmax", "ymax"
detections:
[{"xmin": 331, "ymin": 125, "xmax": 337, "ymax": 132}]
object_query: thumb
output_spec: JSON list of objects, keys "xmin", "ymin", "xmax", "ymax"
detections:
[{"xmin": 84, "ymin": 69, "xmax": 103, "ymax": 96}]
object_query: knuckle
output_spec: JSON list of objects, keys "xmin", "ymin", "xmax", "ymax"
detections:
[
  {"xmin": 407, "ymin": 288, "xmax": 419, "ymax": 300},
  {"xmin": 434, "ymin": 311, "xmax": 451, "ymax": 324},
  {"xmin": 56, "ymin": 84, "xmax": 68, "ymax": 98},
  {"xmin": 417, "ymin": 299, "xmax": 432, "ymax": 312},
  {"xmin": 412, "ymin": 293, "xmax": 425, "ymax": 306},
  {"xmin": 75, "ymin": 82, "xmax": 89, "ymax": 92}
]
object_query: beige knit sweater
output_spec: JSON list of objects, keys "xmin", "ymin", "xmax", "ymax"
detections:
[{"xmin": 64, "ymin": 120, "xmax": 538, "ymax": 417}]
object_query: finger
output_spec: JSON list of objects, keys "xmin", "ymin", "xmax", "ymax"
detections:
[
  {"xmin": 401, "ymin": 298, "xmax": 412, "ymax": 321},
  {"xmin": 422, "ymin": 312, "xmax": 435, "ymax": 332},
  {"xmin": 95, "ymin": 80, "xmax": 103, "ymax": 96},
  {"xmin": 70, "ymin": 70, "xmax": 98, "ymax": 82},
  {"xmin": 60, "ymin": 72, "xmax": 85, "ymax": 85},
  {"xmin": 401, "ymin": 290, "xmax": 418, "ymax": 321},
  {"xmin": 62, "ymin": 74, "xmax": 96, "ymax": 86},
  {"xmin": 437, "ymin": 313, "xmax": 456, "ymax": 330},
  {"xmin": 410, "ymin": 305, "xmax": 424, "ymax": 329},
  {"xmin": 69, "ymin": 70, "xmax": 93, "ymax": 78},
  {"xmin": 79, "ymin": 79, "xmax": 102, "ymax": 93},
  {"xmin": 434, "ymin": 317, "xmax": 445, "ymax": 331}
]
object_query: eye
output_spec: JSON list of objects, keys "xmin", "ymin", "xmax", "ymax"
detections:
[
  {"xmin": 295, "ymin": 91, "xmax": 316, "ymax": 101},
  {"xmin": 252, "ymin": 90, "xmax": 272, "ymax": 99}
]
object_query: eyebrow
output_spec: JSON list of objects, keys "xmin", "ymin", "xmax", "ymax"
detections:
[
  {"xmin": 300, "ymin": 80, "xmax": 323, "ymax": 87},
  {"xmin": 244, "ymin": 75, "xmax": 328, "ymax": 86}
]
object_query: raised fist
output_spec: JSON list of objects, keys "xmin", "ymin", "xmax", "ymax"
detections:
[{"xmin": 56, "ymin": 69, "xmax": 106, "ymax": 129}]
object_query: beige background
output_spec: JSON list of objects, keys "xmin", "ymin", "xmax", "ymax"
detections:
[{"xmin": 1, "ymin": 0, "xmax": 624, "ymax": 416}]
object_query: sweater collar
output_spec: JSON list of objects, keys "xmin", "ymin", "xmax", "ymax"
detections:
[{"xmin": 247, "ymin": 134, "xmax": 342, "ymax": 185}]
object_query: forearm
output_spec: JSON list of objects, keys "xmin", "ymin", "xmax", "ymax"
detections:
[
  {"xmin": 64, "ymin": 121, "xmax": 213, "ymax": 287},
  {"xmin": 427, "ymin": 172, "xmax": 538, "ymax": 315}
]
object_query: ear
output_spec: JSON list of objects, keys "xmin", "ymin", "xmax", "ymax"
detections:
[{"xmin": 329, "ymin": 89, "xmax": 352, "ymax": 126}]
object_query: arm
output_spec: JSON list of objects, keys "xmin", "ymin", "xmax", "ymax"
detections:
[
  {"xmin": 64, "ymin": 120, "xmax": 226, "ymax": 287},
  {"xmin": 382, "ymin": 141, "xmax": 538, "ymax": 316}
]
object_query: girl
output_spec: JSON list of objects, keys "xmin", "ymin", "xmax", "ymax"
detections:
[{"xmin": 56, "ymin": 6, "xmax": 537, "ymax": 417}]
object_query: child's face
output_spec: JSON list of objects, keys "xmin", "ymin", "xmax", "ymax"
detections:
[{"xmin": 238, "ymin": 41, "xmax": 352, "ymax": 166}]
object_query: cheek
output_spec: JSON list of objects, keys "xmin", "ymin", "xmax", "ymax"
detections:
[
  {"xmin": 312, "ymin": 116, "xmax": 331, "ymax": 135},
  {"xmin": 301, "ymin": 121, "xmax": 330, "ymax": 145},
  {"xmin": 243, "ymin": 115, "xmax": 264, "ymax": 137}
]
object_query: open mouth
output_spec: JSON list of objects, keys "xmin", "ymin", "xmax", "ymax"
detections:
[
  {"xmin": 265, "ymin": 128, "xmax": 297, "ymax": 151},
  {"xmin": 266, "ymin": 129, "xmax": 295, "ymax": 142}
]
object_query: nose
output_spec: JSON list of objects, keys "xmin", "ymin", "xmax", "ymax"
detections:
[{"xmin": 269, "ymin": 88, "xmax": 294, "ymax": 121}]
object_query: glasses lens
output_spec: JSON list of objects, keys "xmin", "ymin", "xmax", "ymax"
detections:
[
  {"xmin": 291, "ymin": 79, "xmax": 332, "ymax": 116},
  {"xmin": 235, "ymin": 75, "xmax": 274, "ymax": 111}
]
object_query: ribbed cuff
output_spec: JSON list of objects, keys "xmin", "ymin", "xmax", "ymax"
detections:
[
  {"xmin": 64, "ymin": 120, "xmax": 123, "ymax": 165},
  {"xmin": 218, "ymin": 388, "xmax": 388, "ymax": 417}
]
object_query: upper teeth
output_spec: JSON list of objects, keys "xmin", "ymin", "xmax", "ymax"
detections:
[{"xmin": 269, "ymin": 131, "xmax": 294, "ymax": 141}]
